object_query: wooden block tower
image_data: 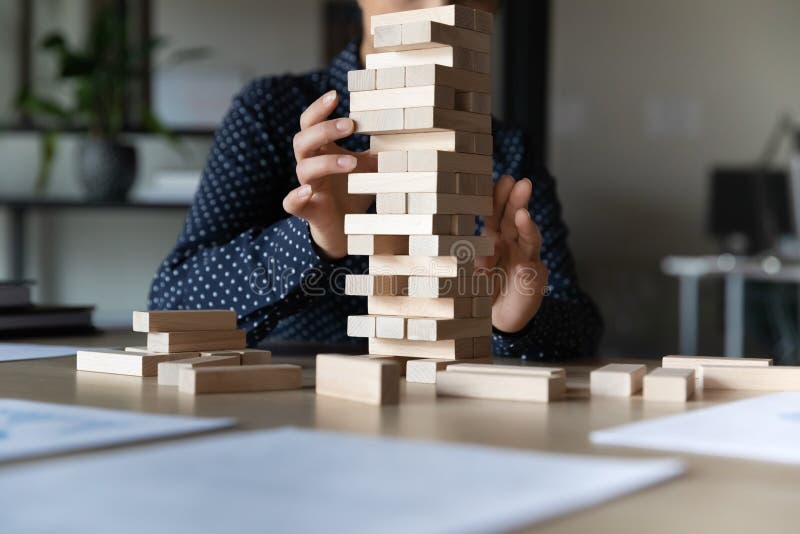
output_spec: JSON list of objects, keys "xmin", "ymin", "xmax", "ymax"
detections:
[{"xmin": 341, "ymin": 4, "xmax": 495, "ymax": 383}]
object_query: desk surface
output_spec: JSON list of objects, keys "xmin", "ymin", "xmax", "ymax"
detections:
[{"xmin": 1, "ymin": 332, "xmax": 796, "ymax": 533}]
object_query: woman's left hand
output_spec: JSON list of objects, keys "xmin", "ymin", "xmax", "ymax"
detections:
[{"xmin": 475, "ymin": 175, "xmax": 549, "ymax": 333}]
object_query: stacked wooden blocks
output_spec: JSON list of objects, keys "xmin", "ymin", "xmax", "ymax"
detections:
[
  {"xmin": 77, "ymin": 310, "xmax": 302, "ymax": 395},
  {"xmin": 319, "ymin": 5, "xmax": 497, "ymax": 404}
]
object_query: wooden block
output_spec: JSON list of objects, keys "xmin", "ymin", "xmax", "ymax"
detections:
[
  {"xmin": 590, "ymin": 364, "xmax": 647, "ymax": 397},
  {"xmin": 367, "ymin": 46, "xmax": 487, "ymax": 73},
  {"xmin": 347, "ymin": 315, "xmax": 376, "ymax": 338},
  {"xmin": 406, "ymin": 193, "xmax": 493, "ymax": 215},
  {"xmin": 472, "ymin": 296, "xmax": 493, "ymax": 317},
  {"xmin": 474, "ymin": 9, "xmax": 494, "ymax": 33},
  {"xmin": 147, "ymin": 330, "xmax": 246, "ymax": 353},
  {"xmin": 407, "ymin": 317, "xmax": 492, "ymax": 341},
  {"xmin": 345, "ymin": 214, "xmax": 471, "ymax": 235},
  {"xmin": 473, "ymin": 335, "xmax": 492, "ymax": 357},
  {"xmin": 76, "ymin": 349, "xmax": 200, "ymax": 377},
  {"xmin": 368, "ymin": 355, "xmax": 414, "ymax": 377},
  {"xmin": 406, "ymin": 357, "xmax": 492, "ymax": 384},
  {"xmin": 157, "ymin": 355, "xmax": 241, "ymax": 386},
  {"xmin": 123, "ymin": 346, "xmax": 148, "ymax": 352},
  {"xmin": 350, "ymin": 108, "xmax": 404, "ymax": 134},
  {"xmin": 407, "ymin": 274, "xmax": 492, "ymax": 298},
  {"xmin": 466, "ymin": 174, "xmax": 494, "ymax": 195},
  {"xmin": 399, "ymin": 20, "xmax": 491, "ymax": 53},
  {"xmin": 368, "ymin": 295, "xmax": 472, "ymax": 319},
  {"xmin": 344, "ymin": 274, "xmax": 408, "ymax": 296},
  {"xmin": 701, "ymin": 365, "xmax": 800, "ymax": 391},
  {"xmin": 370, "ymin": 131, "xmax": 480, "ymax": 154},
  {"xmin": 643, "ymin": 367, "xmax": 695, "ymax": 402},
  {"xmin": 373, "ymin": 23, "xmax": 402, "ymax": 48},
  {"xmin": 370, "ymin": 4, "xmax": 477, "ymax": 34},
  {"xmin": 199, "ymin": 348, "xmax": 272, "ymax": 365},
  {"xmin": 447, "ymin": 363, "xmax": 565, "ymax": 378},
  {"xmin": 376, "ymin": 66, "xmax": 406, "ymax": 89},
  {"xmin": 179, "ymin": 364, "xmax": 302, "ymax": 394},
  {"xmin": 437, "ymin": 371, "xmax": 566, "ymax": 402},
  {"xmin": 315, "ymin": 354, "xmax": 400, "ymax": 405},
  {"xmin": 455, "ymin": 92, "xmax": 491, "ymax": 114},
  {"xmin": 376, "ymin": 192, "xmax": 407, "ymax": 213},
  {"xmin": 347, "ymin": 69, "xmax": 376, "ymax": 92},
  {"xmin": 347, "ymin": 234, "xmax": 409, "ymax": 255},
  {"xmin": 471, "ymin": 134, "xmax": 493, "ymax": 156},
  {"xmin": 375, "ymin": 316, "xmax": 405, "ymax": 339},
  {"xmin": 369, "ymin": 255, "xmax": 473, "ymax": 277},
  {"xmin": 377, "ymin": 151, "xmax": 407, "ymax": 173},
  {"xmin": 663, "ymin": 355, "xmax": 772, "ymax": 388},
  {"xmin": 369, "ymin": 337, "xmax": 473, "ymax": 359},
  {"xmin": 406, "ymin": 151, "xmax": 492, "ymax": 174},
  {"xmin": 404, "ymin": 107, "xmax": 491, "ymax": 134},
  {"xmin": 405, "ymin": 64, "xmax": 491, "ymax": 93},
  {"xmin": 409, "ymin": 235, "xmax": 494, "ymax": 257},
  {"xmin": 450, "ymin": 214, "xmax": 476, "ymax": 235},
  {"xmin": 352, "ymin": 86, "xmax": 453, "ymax": 112},
  {"xmin": 349, "ymin": 172, "xmax": 458, "ymax": 194},
  {"xmin": 132, "ymin": 309, "xmax": 236, "ymax": 333}
]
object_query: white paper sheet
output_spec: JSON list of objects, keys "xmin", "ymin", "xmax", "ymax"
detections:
[
  {"xmin": 0, "ymin": 343, "xmax": 80, "ymax": 362},
  {"xmin": 0, "ymin": 399, "xmax": 235, "ymax": 463},
  {"xmin": 591, "ymin": 392, "xmax": 800, "ymax": 464},
  {"xmin": 0, "ymin": 427, "xmax": 683, "ymax": 534}
]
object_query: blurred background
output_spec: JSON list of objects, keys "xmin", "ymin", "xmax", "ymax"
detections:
[{"xmin": 2, "ymin": 0, "xmax": 800, "ymax": 361}]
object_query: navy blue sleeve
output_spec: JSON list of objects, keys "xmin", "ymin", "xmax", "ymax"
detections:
[
  {"xmin": 147, "ymin": 78, "xmax": 345, "ymax": 344},
  {"xmin": 481, "ymin": 130, "xmax": 604, "ymax": 360}
]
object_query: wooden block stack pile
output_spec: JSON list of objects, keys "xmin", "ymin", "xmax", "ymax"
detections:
[
  {"xmin": 77, "ymin": 310, "xmax": 302, "ymax": 395},
  {"xmin": 337, "ymin": 4, "xmax": 496, "ymax": 389}
]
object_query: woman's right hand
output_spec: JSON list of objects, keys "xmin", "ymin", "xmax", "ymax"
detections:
[{"xmin": 283, "ymin": 90, "xmax": 377, "ymax": 260}]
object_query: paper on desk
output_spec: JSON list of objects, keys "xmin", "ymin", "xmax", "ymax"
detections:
[
  {"xmin": 591, "ymin": 392, "xmax": 800, "ymax": 464},
  {"xmin": 0, "ymin": 427, "xmax": 683, "ymax": 534},
  {"xmin": 0, "ymin": 399, "xmax": 235, "ymax": 463},
  {"xmin": 0, "ymin": 342, "xmax": 80, "ymax": 362}
]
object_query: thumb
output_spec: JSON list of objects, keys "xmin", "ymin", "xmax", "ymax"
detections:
[{"xmin": 283, "ymin": 184, "xmax": 315, "ymax": 221}]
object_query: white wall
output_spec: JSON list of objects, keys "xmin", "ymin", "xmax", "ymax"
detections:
[{"xmin": 549, "ymin": 0, "xmax": 800, "ymax": 354}]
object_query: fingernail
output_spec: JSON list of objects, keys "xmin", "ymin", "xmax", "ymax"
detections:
[
  {"xmin": 336, "ymin": 118, "xmax": 352, "ymax": 132},
  {"xmin": 337, "ymin": 155, "xmax": 357, "ymax": 168},
  {"xmin": 323, "ymin": 91, "xmax": 336, "ymax": 104},
  {"xmin": 523, "ymin": 177, "xmax": 532, "ymax": 185},
  {"xmin": 297, "ymin": 184, "xmax": 312, "ymax": 198}
]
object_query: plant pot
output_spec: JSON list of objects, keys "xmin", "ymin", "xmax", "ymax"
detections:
[{"xmin": 77, "ymin": 138, "xmax": 137, "ymax": 202}]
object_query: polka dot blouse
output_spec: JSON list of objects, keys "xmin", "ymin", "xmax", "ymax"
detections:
[{"xmin": 148, "ymin": 42, "xmax": 603, "ymax": 360}]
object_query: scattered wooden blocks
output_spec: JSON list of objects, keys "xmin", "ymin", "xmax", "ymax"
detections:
[
  {"xmin": 77, "ymin": 349, "xmax": 200, "ymax": 377},
  {"xmin": 590, "ymin": 364, "xmax": 647, "ymax": 397},
  {"xmin": 315, "ymin": 354, "xmax": 400, "ymax": 405},
  {"xmin": 146, "ymin": 329, "xmax": 246, "ymax": 353},
  {"xmin": 662, "ymin": 354, "xmax": 772, "ymax": 388},
  {"xmin": 447, "ymin": 363, "xmax": 565, "ymax": 378},
  {"xmin": 179, "ymin": 364, "xmax": 303, "ymax": 394},
  {"xmin": 132, "ymin": 309, "xmax": 236, "ymax": 333},
  {"xmin": 157, "ymin": 355, "xmax": 241, "ymax": 386},
  {"xmin": 406, "ymin": 357, "xmax": 492, "ymax": 384},
  {"xmin": 643, "ymin": 367, "xmax": 695, "ymax": 402},
  {"xmin": 701, "ymin": 365, "xmax": 800, "ymax": 391},
  {"xmin": 437, "ymin": 369, "xmax": 566, "ymax": 403}
]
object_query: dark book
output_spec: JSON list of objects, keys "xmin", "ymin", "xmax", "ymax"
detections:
[
  {"xmin": 0, "ymin": 280, "xmax": 34, "ymax": 309},
  {"xmin": 0, "ymin": 305, "xmax": 94, "ymax": 335}
]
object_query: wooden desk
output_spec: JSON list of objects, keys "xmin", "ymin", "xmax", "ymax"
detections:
[{"xmin": 1, "ymin": 332, "xmax": 796, "ymax": 533}]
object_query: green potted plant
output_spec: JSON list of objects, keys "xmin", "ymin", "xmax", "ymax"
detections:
[{"xmin": 16, "ymin": 7, "xmax": 204, "ymax": 200}]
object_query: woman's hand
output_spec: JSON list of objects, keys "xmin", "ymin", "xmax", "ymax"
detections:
[
  {"xmin": 476, "ymin": 175, "xmax": 549, "ymax": 333},
  {"xmin": 283, "ymin": 90, "xmax": 377, "ymax": 260}
]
